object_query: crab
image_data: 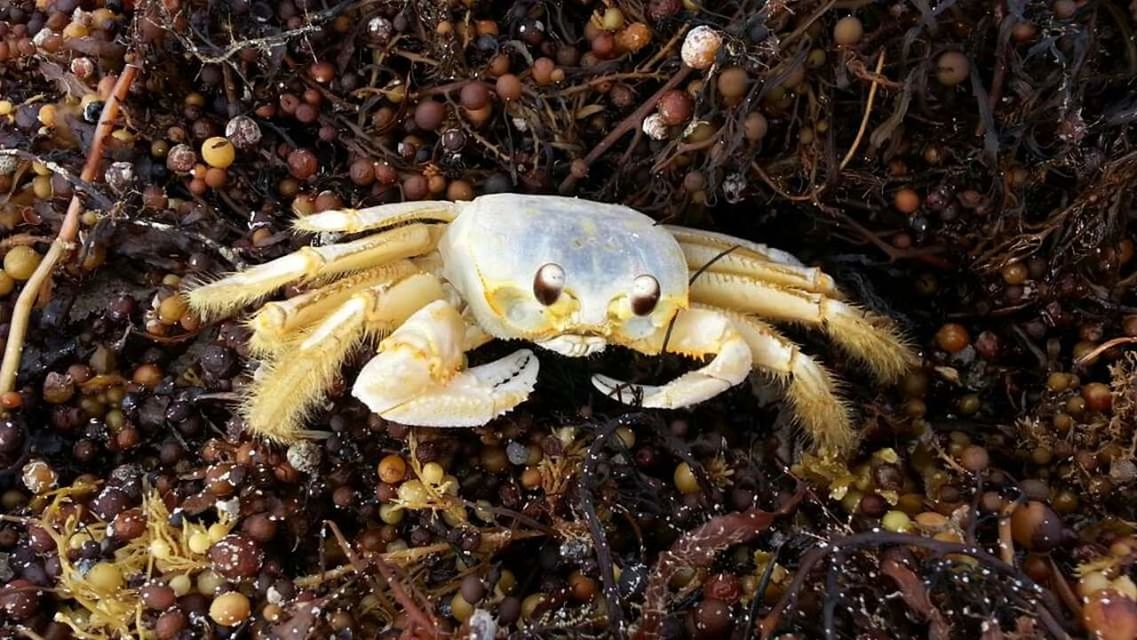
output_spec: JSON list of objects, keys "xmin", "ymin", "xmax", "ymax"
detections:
[{"xmin": 186, "ymin": 193, "xmax": 916, "ymax": 453}]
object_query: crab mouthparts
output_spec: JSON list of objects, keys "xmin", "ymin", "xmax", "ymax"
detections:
[{"xmin": 535, "ymin": 334, "xmax": 608, "ymax": 358}]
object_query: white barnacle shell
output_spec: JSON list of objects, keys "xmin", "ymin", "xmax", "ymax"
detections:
[
  {"xmin": 225, "ymin": 115, "xmax": 262, "ymax": 149},
  {"xmin": 215, "ymin": 497, "xmax": 241, "ymax": 519},
  {"xmin": 105, "ymin": 161, "xmax": 135, "ymax": 196},
  {"xmin": 286, "ymin": 440, "xmax": 321, "ymax": 474},
  {"xmin": 681, "ymin": 26, "xmax": 723, "ymax": 70},
  {"xmin": 0, "ymin": 154, "xmax": 19, "ymax": 176},
  {"xmin": 33, "ymin": 28, "xmax": 58, "ymax": 48},
  {"xmin": 21, "ymin": 460, "xmax": 57, "ymax": 495},
  {"xmin": 641, "ymin": 113, "xmax": 669, "ymax": 140}
]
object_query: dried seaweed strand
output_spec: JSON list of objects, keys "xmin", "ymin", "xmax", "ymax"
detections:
[
  {"xmin": 576, "ymin": 415, "xmax": 641, "ymax": 634},
  {"xmin": 633, "ymin": 489, "xmax": 805, "ymax": 640},
  {"xmin": 759, "ymin": 531, "xmax": 1070, "ymax": 639},
  {"xmin": 557, "ymin": 66, "xmax": 693, "ymax": 194},
  {"xmin": 839, "ymin": 51, "xmax": 886, "ymax": 171},
  {"xmin": 0, "ymin": 64, "xmax": 139, "ymax": 395}
]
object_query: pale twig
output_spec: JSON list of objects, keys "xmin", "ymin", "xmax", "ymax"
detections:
[
  {"xmin": 16, "ymin": 628, "xmax": 48, "ymax": 640},
  {"xmin": 0, "ymin": 65, "xmax": 139, "ymax": 396},
  {"xmin": 195, "ymin": 28, "xmax": 320, "ymax": 64},
  {"xmin": 161, "ymin": 17, "xmax": 323, "ymax": 66},
  {"xmin": 997, "ymin": 501, "xmax": 1016, "ymax": 564},
  {"xmin": 1074, "ymin": 336, "xmax": 1137, "ymax": 368},
  {"xmin": 839, "ymin": 51, "xmax": 886, "ymax": 171}
]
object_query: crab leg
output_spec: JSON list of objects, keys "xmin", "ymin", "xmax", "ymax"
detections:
[
  {"xmin": 412, "ymin": 249, "xmax": 495, "ymax": 352},
  {"xmin": 688, "ymin": 272, "xmax": 915, "ymax": 383},
  {"xmin": 248, "ymin": 260, "xmax": 422, "ymax": 356},
  {"xmin": 702, "ymin": 305, "xmax": 855, "ymax": 453},
  {"xmin": 241, "ymin": 273, "xmax": 446, "ymax": 443},
  {"xmin": 352, "ymin": 300, "xmax": 538, "ymax": 427},
  {"xmin": 592, "ymin": 308, "xmax": 752, "ymax": 409},
  {"xmin": 681, "ymin": 242, "xmax": 842, "ymax": 298},
  {"xmin": 293, "ymin": 200, "xmax": 460, "ymax": 234},
  {"xmin": 665, "ymin": 225, "xmax": 811, "ymax": 267},
  {"xmin": 186, "ymin": 224, "xmax": 437, "ymax": 321}
]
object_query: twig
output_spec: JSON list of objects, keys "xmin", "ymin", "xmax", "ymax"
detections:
[
  {"xmin": 0, "ymin": 150, "xmax": 115, "ymax": 210},
  {"xmin": 1011, "ymin": 323, "xmax": 1048, "ymax": 369},
  {"xmin": 751, "ymin": 160, "xmax": 823, "ymax": 201},
  {"xmin": 1075, "ymin": 336, "xmax": 1137, "ymax": 368},
  {"xmin": 1049, "ymin": 556, "xmax": 1083, "ymax": 619},
  {"xmin": 0, "ymin": 64, "xmax": 139, "ymax": 397},
  {"xmin": 637, "ymin": 26, "xmax": 689, "ymax": 73},
  {"xmin": 0, "ymin": 235, "xmax": 53, "ymax": 252},
  {"xmin": 742, "ymin": 543, "xmax": 784, "ymax": 639},
  {"xmin": 125, "ymin": 219, "xmax": 245, "ymax": 268},
  {"xmin": 839, "ymin": 51, "xmax": 886, "ymax": 171},
  {"xmin": 220, "ymin": 64, "xmax": 240, "ymax": 118},
  {"xmin": 576, "ymin": 416, "xmax": 639, "ymax": 635},
  {"xmin": 1000, "ymin": 502, "xmax": 1018, "ymax": 563},
  {"xmin": 633, "ymin": 489, "xmax": 804, "ymax": 640},
  {"xmin": 16, "ymin": 628, "xmax": 48, "ymax": 640},
  {"xmin": 168, "ymin": 18, "xmax": 326, "ymax": 66},
  {"xmin": 880, "ymin": 557, "xmax": 951, "ymax": 640},
  {"xmin": 759, "ymin": 531, "xmax": 1069, "ymax": 639},
  {"xmin": 374, "ymin": 552, "xmax": 439, "ymax": 637},
  {"xmin": 324, "ymin": 520, "xmax": 439, "ymax": 637},
  {"xmin": 391, "ymin": 49, "xmax": 439, "ymax": 66},
  {"xmin": 779, "ymin": 0, "xmax": 837, "ymax": 51},
  {"xmin": 547, "ymin": 72, "xmax": 669, "ymax": 98},
  {"xmin": 980, "ymin": 12, "xmax": 1011, "ymax": 138},
  {"xmin": 447, "ymin": 99, "xmax": 513, "ymax": 166},
  {"xmin": 822, "ymin": 558, "xmax": 839, "ymax": 640},
  {"xmin": 412, "ymin": 79, "xmax": 494, "ymax": 99},
  {"xmin": 815, "ymin": 199, "xmax": 951, "ymax": 267},
  {"xmin": 558, "ymin": 65, "xmax": 693, "ymax": 194}
]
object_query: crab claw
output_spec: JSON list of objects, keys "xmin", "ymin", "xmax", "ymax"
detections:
[
  {"xmin": 352, "ymin": 300, "xmax": 538, "ymax": 426},
  {"xmin": 592, "ymin": 308, "xmax": 752, "ymax": 409}
]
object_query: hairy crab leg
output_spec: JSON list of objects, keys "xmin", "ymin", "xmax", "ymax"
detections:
[
  {"xmin": 688, "ymin": 273, "xmax": 916, "ymax": 383},
  {"xmin": 242, "ymin": 273, "xmax": 446, "ymax": 443},
  {"xmin": 293, "ymin": 200, "xmax": 460, "ymax": 234},
  {"xmin": 352, "ymin": 300, "xmax": 537, "ymax": 427},
  {"xmin": 592, "ymin": 307, "xmax": 752, "ymax": 409},
  {"xmin": 186, "ymin": 224, "xmax": 437, "ymax": 321},
  {"xmin": 697, "ymin": 304, "xmax": 855, "ymax": 454},
  {"xmin": 680, "ymin": 241, "xmax": 843, "ymax": 298},
  {"xmin": 247, "ymin": 260, "xmax": 421, "ymax": 356}
]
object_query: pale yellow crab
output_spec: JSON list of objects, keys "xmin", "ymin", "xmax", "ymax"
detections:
[{"xmin": 187, "ymin": 194, "xmax": 916, "ymax": 453}]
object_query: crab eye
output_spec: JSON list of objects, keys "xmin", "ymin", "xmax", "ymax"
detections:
[
  {"xmin": 533, "ymin": 262, "xmax": 566, "ymax": 305},
  {"xmin": 631, "ymin": 274, "xmax": 661, "ymax": 315}
]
